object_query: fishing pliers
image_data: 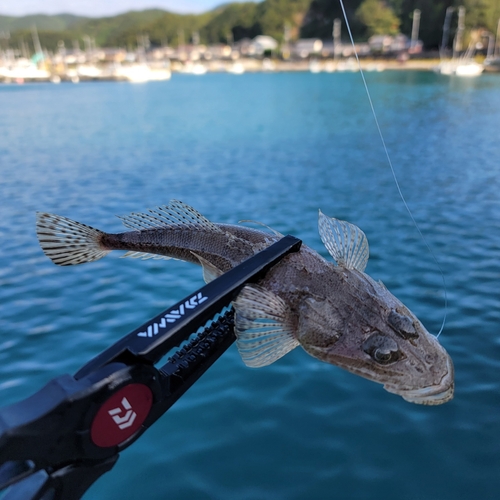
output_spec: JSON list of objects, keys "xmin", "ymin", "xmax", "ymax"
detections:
[{"xmin": 0, "ymin": 235, "xmax": 302, "ymax": 499}]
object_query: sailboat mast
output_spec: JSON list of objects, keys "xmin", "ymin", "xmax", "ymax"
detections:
[
  {"xmin": 496, "ymin": 18, "xmax": 500, "ymax": 57},
  {"xmin": 333, "ymin": 18, "xmax": 341, "ymax": 60},
  {"xmin": 410, "ymin": 9, "xmax": 421, "ymax": 51},
  {"xmin": 441, "ymin": 6, "xmax": 454, "ymax": 58},
  {"xmin": 453, "ymin": 6, "xmax": 465, "ymax": 59},
  {"xmin": 31, "ymin": 25, "xmax": 43, "ymax": 57}
]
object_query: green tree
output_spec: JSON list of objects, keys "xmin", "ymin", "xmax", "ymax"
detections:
[
  {"xmin": 459, "ymin": 0, "xmax": 500, "ymax": 33},
  {"xmin": 399, "ymin": 0, "xmax": 500, "ymax": 49},
  {"xmin": 300, "ymin": 0, "xmax": 368, "ymax": 41},
  {"xmin": 356, "ymin": 0, "xmax": 401, "ymax": 36},
  {"xmin": 9, "ymin": 29, "xmax": 77, "ymax": 53},
  {"xmin": 398, "ymin": 1, "xmax": 453, "ymax": 49},
  {"xmin": 11, "ymin": 0, "xmax": 499, "ymax": 53},
  {"xmin": 256, "ymin": 0, "xmax": 312, "ymax": 41},
  {"xmin": 202, "ymin": 3, "xmax": 259, "ymax": 43}
]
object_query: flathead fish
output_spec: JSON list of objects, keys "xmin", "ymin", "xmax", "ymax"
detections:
[{"xmin": 36, "ymin": 200, "xmax": 454, "ymax": 405}]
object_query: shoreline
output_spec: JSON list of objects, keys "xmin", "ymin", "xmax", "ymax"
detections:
[
  {"xmin": 1, "ymin": 58, "xmax": 494, "ymax": 84},
  {"xmin": 227, "ymin": 58, "xmax": 444, "ymax": 72}
]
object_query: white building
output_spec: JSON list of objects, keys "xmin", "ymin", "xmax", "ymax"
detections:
[
  {"xmin": 292, "ymin": 39, "xmax": 323, "ymax": 58},
  {"xmin": 368, "ymin": 34, "xmax": 409, "ymax": 53},
  {"xmin": 249, "ymin": 36, "xmax": 278, "ymax": 56}
]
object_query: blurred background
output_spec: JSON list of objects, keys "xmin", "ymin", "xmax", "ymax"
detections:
[{"xmin": 1, "ymin": 1, "xmax": 500, "ymax": 499}]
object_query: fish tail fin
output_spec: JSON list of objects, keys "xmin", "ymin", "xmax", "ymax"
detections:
[{"xmin": 36, "ymin": 212, "xmax": 111, "ymax": 266}]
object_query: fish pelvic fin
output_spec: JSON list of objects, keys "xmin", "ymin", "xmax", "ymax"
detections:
[
  {"xmin": 318, "ymin": 210, "xmax": 369, "ymax": 272},
  {"xmin": 233, "ymin": 285, "xmax": 299, "ymax": 368},
  {"xmin": 36, "ymin": 212, "xmax": 110, "ymax": 266},
  {"xmin": 190, "ymin": 252, "xmax": 224, "ymax": 283},
  {"xmin": 117, "ymin": 200, "xmax": 224, "ymax": 233}
]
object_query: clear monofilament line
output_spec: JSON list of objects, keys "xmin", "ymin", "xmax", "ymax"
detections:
[{"xmin": 337, "ymin": 0, "xmax": 447, "ymax": 337}]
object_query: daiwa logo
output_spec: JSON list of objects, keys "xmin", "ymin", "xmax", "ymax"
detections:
[
  {"xmin": 137, "ymin": 292, "xmax": 208, "ymax": 338},
  {"xmin": 91, "ymin": 384, "xmax": 153, "ymax": 448},
  {"xmin": 108, "ymin": 397, "xmax": 137, "ymax": 430}
]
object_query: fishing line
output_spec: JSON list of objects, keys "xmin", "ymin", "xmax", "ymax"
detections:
[{"xmin": 337, "ymin": 0, "xmax": 447, "ymax": 338}]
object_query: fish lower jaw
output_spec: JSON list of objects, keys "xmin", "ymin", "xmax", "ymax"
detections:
[
  {"xmin": 396, "ymin": 382, "xmax": 454, "ymax": 405},
  {"xmin": 385, "ymin": 357, "xmax": 455, "ymax": 405}
]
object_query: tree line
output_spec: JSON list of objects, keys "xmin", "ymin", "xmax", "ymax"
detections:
[{"xmin": 1, "ymin": 0, "xmax": 499, "ymax": 53}]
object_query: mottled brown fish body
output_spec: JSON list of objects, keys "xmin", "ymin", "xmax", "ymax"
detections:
[
  {"xmin": 36, "ymin": 201, "xmax": 454, "ymax": 405},
  {"xmin": 99, "ymin": 225, "xmax": 274, "ymax": 272}
]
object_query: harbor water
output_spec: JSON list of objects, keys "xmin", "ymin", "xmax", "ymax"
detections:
[{"xmin": 0, "ymin": 71, "xmax": 499, "ymax": 499}]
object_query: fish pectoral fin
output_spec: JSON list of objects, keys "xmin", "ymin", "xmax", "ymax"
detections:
[
  {"xmin": 233, "ymin": 285, "xmax": 299, "ymax": 368},
  {"xmin": 190, "ymin": 252, "xmax": 224, "ymax": 283},
  {"xmin": 318, "ymin": 210, "xmax": 369, "ymax": 272}
]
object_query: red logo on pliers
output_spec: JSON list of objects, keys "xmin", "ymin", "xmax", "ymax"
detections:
[
  {"xmin": 91, "ymin": 384, "xmax": 153, "ymax": 448},
  {"xmin": 108, "ymin": 397, "xmax": 136, "ymax": 429}
]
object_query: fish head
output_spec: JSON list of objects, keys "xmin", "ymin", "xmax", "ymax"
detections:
[{"xmin": 296, "ymin": 271, "xmax": 454, "ymax": 405}]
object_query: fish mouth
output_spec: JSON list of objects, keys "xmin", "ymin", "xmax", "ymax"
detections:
[{"xmin": 386, "ymin": 356, "xmax": 455, "ymax": 405}]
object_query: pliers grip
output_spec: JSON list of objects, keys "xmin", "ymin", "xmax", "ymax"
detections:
[{"xmin": 0, "ymin": 235, "xmax": 302, "ymax": 499}]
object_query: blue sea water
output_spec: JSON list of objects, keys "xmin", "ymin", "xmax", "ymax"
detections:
[{"xmin": 0, "ymin": 70, "xmax": 499, "ymax": 499}]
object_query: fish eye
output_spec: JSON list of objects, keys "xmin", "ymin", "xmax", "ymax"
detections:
[
  {"xmin": 388, "ymin": 310, "xmax": 418, "ymax": 340},
  {"xmin": 363, "ymin": 334, "xmax": 401, "ymax": 365},
  {"xmin": 373, "ymin": 348, "xmax": 393, "ymax": 363}
]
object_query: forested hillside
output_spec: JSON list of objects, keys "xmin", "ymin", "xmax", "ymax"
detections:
[{"xmin": 1, "ymin": 0, "xmax": 499, "ymax": 52}]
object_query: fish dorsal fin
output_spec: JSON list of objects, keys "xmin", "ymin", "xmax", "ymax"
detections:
[
  {"xmin": 191, "ymin": 252, "xmax": 224, "ymax": 283},
  {"xmin": 233, "ymin": 285, "xmax": 299, "ymax": 368},
  {"xmin": 117, "ymin": 200, "xmax": 223, "ymax": 233},
  {"xmin": 318, "ymin": 210, "xmax": 369, "ymax": 272}
]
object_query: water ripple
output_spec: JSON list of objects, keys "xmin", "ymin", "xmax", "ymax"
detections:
[{"xmin": 0, "ymin": 73, "xmax": 499, "ymax": 500}]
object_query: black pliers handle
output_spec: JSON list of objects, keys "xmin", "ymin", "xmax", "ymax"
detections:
[{"xmin": 0, "ymin": 235, "xmax": 302, "ymax": 499}]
